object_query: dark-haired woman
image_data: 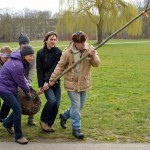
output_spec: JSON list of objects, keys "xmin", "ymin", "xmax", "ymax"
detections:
[
  {"xmin": 36, "ymin": 31, "xmax": 62, "ymax": 132},
  {"xmin": 49, "ymin": 31, "xmax": 101, "ymax": 139}
]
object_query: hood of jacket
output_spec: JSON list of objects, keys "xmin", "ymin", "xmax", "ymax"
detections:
[
  {"xmin": 10, "ymin": 49, "xmax": 22, "ymax": 60},
  {"xmin": 10, "ymin": 49, "xmax": 29, "ymax": 69}
]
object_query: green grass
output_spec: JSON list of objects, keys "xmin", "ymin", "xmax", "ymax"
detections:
[{"xmin": 0, "ymin": 39, "xmax": 150, "ymax": 143}]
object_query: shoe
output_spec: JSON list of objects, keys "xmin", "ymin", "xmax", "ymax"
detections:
[
  {"xmin": 48, "ymin": 126, "xmax": 55, "ymax": 132},
  {"xmin": 60, "ymin": 114, "xmax": 67, "ymax": 129},
  {"xmin": 7, "ymin": 127, "xmax": 14, "ymax": 134},
  {"xmin": 15, "ymin": 137, "xmax": 28, "ymax": 144},
  {"xmin": 3, "ymin": 122, "xmax": 14, "ymax": 134},
  {"xmin": 40, "ymin": 121, "xmax": 54, "ymax": 132},
  {"xmin": 72, "ymin": 129, "xmax": 85, "ymax": 139},
  {"xmin": 28, "ymin": 119, "xmax": 37, "ymax": 126}
]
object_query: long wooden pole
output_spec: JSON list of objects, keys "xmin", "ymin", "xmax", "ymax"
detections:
[
  {"xmin": 37, "ymin": 6, "xmax": 150, "ymax": 95},
  {"xmin": 53, "ymin": 7, "xmax": 150, "ymax": 82}
]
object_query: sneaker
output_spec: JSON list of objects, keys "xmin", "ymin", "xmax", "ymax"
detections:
[
  {"xmin": 72, "ymin": 129, "xmax": 85, "ymax": 139},
  {"xmin": 28, "ymin": 119, "xmax": 37, "ymax": 126},
  {"xmin": 15, "ymin": 137, "xmax": 28, "ymax": 144},
  {"xmin": 3, "ymin": 122, "xmax": 14, "ymax": 134},
  {"xmin": 60, "ymin": 114, "xmax": 67, "ymax": 129},
  {"xmin": 7, "ymin": 127, "xmax": 14, "ymax": 134}
]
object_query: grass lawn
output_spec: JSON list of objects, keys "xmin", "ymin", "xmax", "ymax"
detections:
[{"xmin": 0, "ymin": 39, "xmax": 149, "ymax": 143}]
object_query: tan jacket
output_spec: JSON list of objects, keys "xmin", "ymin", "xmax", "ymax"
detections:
[{"xmin": 49, "ymin": 42, "xmax": 101, "ymax": 91}]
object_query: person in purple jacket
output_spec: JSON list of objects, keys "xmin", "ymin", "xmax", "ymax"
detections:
[
  {"xmin": 0, "ymin": 45, "xmax": 34, "ymax": 145},
  {"xmin": 0, "ymin": 34, "xmax": 37, "ymax": 126}
]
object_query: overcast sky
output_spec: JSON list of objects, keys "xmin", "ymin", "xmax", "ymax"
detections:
[
  {"xmin": 0, "ymin": 0, "xmax": 143, "ymax": 13},
  {"xmin": 0, "ymin": 0, "xmax": 59, "ymax": 13}
]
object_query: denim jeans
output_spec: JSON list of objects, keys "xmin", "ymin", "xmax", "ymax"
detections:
[
  {"xmin": 0, "ymin": 102, "xmax": 10, "ymax": 119},
  {"xmin": 41, "ymin": 84, "xmax": 61, "ymax": 126},
  {"xmin": 0, "ymin": 91, "xmax": 23, "ymax": 139},
  {"xmin": 63, "ymin": 91, "xmax": 87, "ymax": 130},
  {"xmin": 0, "ymin": 100, "xmax": 34, "ymax": 121}
]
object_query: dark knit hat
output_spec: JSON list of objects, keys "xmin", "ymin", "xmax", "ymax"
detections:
[
  {"xmin": 72, "ymin": 31, "xmax": 87, "ymax": 43},
  {"xmin": 18, "ymin": 33, "xmax": 30, "ymax": 45},
  {"xmin": 20, "ymin": 45, "xmax": 34, "ymax": 56}
]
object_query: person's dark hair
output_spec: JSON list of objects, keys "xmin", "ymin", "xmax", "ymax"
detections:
[
  {"xmin": 43, "ymin": 31, "xmax": 58, "ymax": 46},
  {"xmin": 72, "ymin": 31, "xmax": 87, "ymax": 43}
]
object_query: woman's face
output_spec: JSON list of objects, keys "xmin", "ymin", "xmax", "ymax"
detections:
[
  {"xmin": 46, "ymin": 35, "xmax": 57, "ymax": 49},
  {"xmin": 24, "ymin": 54, "xmax": 34, "ymax": 62}
]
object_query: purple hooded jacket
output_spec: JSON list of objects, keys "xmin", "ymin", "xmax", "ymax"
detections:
[{"xmin": 0, "ymin": 50, "xmax": 30, "ymax": 93}]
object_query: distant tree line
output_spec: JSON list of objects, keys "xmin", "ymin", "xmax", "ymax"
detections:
[
  {"xmin": 0, "ymin": 8, "xmax": 56, "ymax": 42},
  {"xmin": 0, "ymin": 1, "xmax": 150, "ymax": 43}
]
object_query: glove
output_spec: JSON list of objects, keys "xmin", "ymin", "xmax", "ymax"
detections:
[{"xmin": 25, "ymin": 92, "xmax": 32, "ymax": 100}]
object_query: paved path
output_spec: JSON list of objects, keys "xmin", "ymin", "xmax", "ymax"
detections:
[{"xmin": 0, "ymin": 142, "xmax": 150, "ymax": 150}]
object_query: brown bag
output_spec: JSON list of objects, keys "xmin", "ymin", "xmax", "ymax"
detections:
[{"xmin": 18, "ymin": 87, "xmax": 41, "ymax": 115}]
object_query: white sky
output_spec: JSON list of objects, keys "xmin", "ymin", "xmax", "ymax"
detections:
[
  {"xmin": 0, "ymin": 0, "xmax": 143, "ymax": 13},
  {"xmin": 0, "ymin": 0, "xmax": 59, "ymax": 13}
]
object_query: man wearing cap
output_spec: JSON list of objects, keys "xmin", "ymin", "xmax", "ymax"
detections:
[{"xmin": 49, "ymin": 31, "xmax": 101, "ymax": 139}]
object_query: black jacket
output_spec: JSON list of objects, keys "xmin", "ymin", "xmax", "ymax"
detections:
[{"xmin": 36, "ymin": 46, "xmax": 62, "ymax": 87}]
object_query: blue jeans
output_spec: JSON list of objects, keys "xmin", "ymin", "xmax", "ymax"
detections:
[
  {"xmin": 0, "ymin": 91, "xmax": 23, "ymax": 139},
  {"xmin": 0, "ymin": 102, "xmax": 10, "ymax": 119},
  {"xmin": 41, "ymin": 84, "xmax": 61, "ymax": 126},
  {"xmin": 63, "ymin": 91, "xmax": 87, "ymax": 130}
]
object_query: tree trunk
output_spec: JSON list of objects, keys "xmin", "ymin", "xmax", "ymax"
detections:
[{"xmin": 97, "ymin": 18, "xmax": 103, "ymax": 44}]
